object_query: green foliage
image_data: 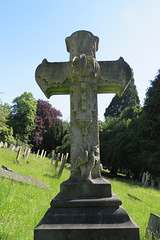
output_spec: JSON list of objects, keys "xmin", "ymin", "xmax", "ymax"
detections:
[
  {"xmin": 104, "ymin": 75, "xmax": 140, "ymax": 118},
  {"xmin": 100, "ymin": 105, "xmax": 142, "ymax": 178},
  {"xmin": 55, "ymin": 121, "xmax": 70, "ymax": 155},
  {"xmin": 42, "ymin": 121, "xmax": 69, "ymax": 152},
  {"xmin": 9, "ymin": 92, "xmax": 37, "ymax": 145},
  {"xmin": 0, "ymin": 148, "xmax": 70, "ymax": 240},
  {"xmin": 101, "ymin": 70, "xmax": 160, "ymax": 179},
  {"xmin": 139, "ymin": 70, "xmax": 160, "ymax": 177},
  {"xmin": 0, "ymin": 103, "xmax": 15, "ymax": 145}
]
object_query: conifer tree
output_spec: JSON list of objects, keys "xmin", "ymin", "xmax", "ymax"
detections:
[{"xmin": 104, "ymin": 74, "xmax": 140, "ymax": 118}]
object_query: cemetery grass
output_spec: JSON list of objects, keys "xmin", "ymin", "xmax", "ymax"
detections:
[{"xmin": 0, "ymin": 149, "xmax": 159, "ymax": 239}]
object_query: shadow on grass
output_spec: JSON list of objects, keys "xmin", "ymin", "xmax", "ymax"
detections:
[{"xmin": 43, "ymin": 173, "xmax": 59, "ymax": 179}]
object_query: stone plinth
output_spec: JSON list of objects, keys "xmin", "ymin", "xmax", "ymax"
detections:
[{"xmin": 34, "ymin": 194, "xmax": 139, "ymax": 240}]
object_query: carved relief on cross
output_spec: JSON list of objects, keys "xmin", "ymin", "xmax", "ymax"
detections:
[{"xmin": 36, "ymin": 30, "xmax": 131, "ymax": 183}]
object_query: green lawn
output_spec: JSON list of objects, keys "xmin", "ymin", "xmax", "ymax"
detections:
[{"xmin": 0, "ymin": 148, "xmax": 160, "ymax": 239}]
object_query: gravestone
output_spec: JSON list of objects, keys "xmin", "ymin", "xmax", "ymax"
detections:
[
  {"xmin": 55, "ymin": 153, "xmax": 60, "ymax": 169},
  {"xmin": 0, "ymin": 168, "xmax": 48, "ymax": 189},
  {"xmin": 25, "ymin": 148, "xmax": 31, "ymax": 158},
  {"xmin": 51, "ymin": 152, "xmax": 55, "ymax": 165},
  {"xmin": 43, "ymin": 151, "xmax": 47, "ymax": 158},
  {"xmin": 0, "ymin": 141, "xmax": 3, "ymax": 148},
  {"xmin": 11, "ymin": 145, "xmax": 15, "ymax": 152},
  {"xmin": 40, "ymin": 149, "xmax": 44, "ymax": 158},
  {"xmin": 36, "ymin": 149, "xmax": 40, "ymax": 158},
  {"xmin": 146, "ymin": 213, "xmax": 160, "ymax": 240},
  {"xmin": 16, "ymin": 146, "xmax": 22, "ymax": 164},
  {"xmin": 34, "ymin": 30, "xmax": 139, "ymax": 240},
  {"xmin": 58, "ymin": 153, "xmax": 69, "ymax": 177},
  {"xmin": 4, "ymin": 142, "xmax": 8, "ymax": 148}
]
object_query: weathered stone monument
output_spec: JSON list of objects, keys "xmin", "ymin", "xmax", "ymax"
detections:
[{"xmin": 34, "ymin": 30, "xmax": 140, "ymax": 240}]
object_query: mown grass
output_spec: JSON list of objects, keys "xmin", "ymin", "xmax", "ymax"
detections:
[
  {"xmin": 0, "ymin": 148, "xmax": 160, "ymax": 239},
  {"xmin": 0, "ymin": 148, "xmax": 70, "ymax": 240}
]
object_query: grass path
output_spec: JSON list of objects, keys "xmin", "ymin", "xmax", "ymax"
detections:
[{"xmin": 0, "ymin": 148, "xmax": 160, "ymax": 239}]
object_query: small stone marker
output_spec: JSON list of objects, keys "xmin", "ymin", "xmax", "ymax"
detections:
[
  {"xmin": 36, "ymin": 149, "xmax": 40, "ymax": 158},
  {"xmin": 146, "ymin": 213, "xmax": 160, "ymax": 240},
  {"xmin": 40, "ymin": 149, "xmax": 44, "ymax": 158},
  {"xmin": 11, "ymin": 145, "xmax": 15, "ymax": 152},
  {"xmin": 4, "ymin": 142, "xmax": 8, "ymax": 148},
  {"xmin": 24, "ymin": 147, "xmax": 28, "ymax": 155},
  {"xmin": 43, "ymin": 151, "xmax": 47, "ymax": 158},
  {"xmin": 16, "ymin": 147, "xmax": 22, "ymax": 164},
  {"xmin": 58, "ymin": 153, "xmax": 69, "ymax": 177},
  {"xmin": 34, "ymin": 30, "xmax": 139, "ymax": 240},
  {"xmin": 51, "ymin": 152, "xmax": 55, "ymax": 165},
  {"xmin": 9, "ymin": 144, "xmax": 13, "ymax": 150},
  {"xmin": 0, "ymin": 141, "xmax": 3, "ymax": 148},
  {"xmin": 55, "ymin": 153, "xmax": 60, "ymax": 169},
  {"xmin": 151, "ymin": 177, "xmax": 155, "ymax": 188},
  {"xmin": 142, "ymin": 171, "xmax": 148, "ymax": 186},
  {"xmin": 16, "ymin": 146, "xmax": 20, "ymax": 152},
  {"xmin": 25, "ymin": 148, "xmax": 31, "ymax": 158}
]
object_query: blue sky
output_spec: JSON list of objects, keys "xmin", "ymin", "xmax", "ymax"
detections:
[{"xmin": 0, "ymin": 0, "xmax": 160, "ymax": 121}]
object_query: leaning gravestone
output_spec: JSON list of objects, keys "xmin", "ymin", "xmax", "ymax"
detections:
[
  {"xmin": 58, "ymin": 153, "xmax": 69, "ymax": 178},
  {"xmin": 0, "ymin": 168, "xmax": 48, "ymax": 189},
  {"xmin": 34, "ymin": 30, "xmax": 140, "ymax": 240},
  {"xmin": 146, "ymin": 213, "xmax": 160, "ymax": 240}
]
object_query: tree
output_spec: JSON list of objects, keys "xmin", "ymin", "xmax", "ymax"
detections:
[
  {"xmin": 31, "ymin": 99, "xmax": 63, "ymax": 151},
  {"xmin": 104, "ymin": 74, "xmax": 140, "ymax": 118},
  {"xmin": 100, "ymin": 105, "xmax": 142, "ymax": 178},
  {"xmin": 139, "ymin": 70, "xmax": 160, "ymax": 177},
  {"xmin": 9, "ymin": 92, "xmax": 37, "ymax": 144},
  {"xmin": 0, "ymin": 103, "xmax": 15, "ymax": 145}
]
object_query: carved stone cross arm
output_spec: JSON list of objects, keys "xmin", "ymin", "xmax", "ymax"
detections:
[
  {"xmin": 35, "ymin": 56, "xmax": 131, "ymax": 99},
  {"xmin": 98, "ymin": 57, "xmax": 131, "ymax": 97},
  {"xmin": 35, "ymin": 59, "xmax": 70, "ymax": 98}
]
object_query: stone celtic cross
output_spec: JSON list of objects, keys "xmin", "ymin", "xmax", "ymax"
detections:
[
  {"xmin": 36, "ymin": 30, "xmax": 131, "ymax": 200},
  {"xmin": 34, "ymin": 31, "xmax": 140, "ymax": 240}
]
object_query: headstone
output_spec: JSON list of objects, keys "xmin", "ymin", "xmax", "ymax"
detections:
[
  {"xmin": 34, "ymin": 30, "xmax": 139, "ymax": 240},
  {"xmin": 142, "ymin": 172, "xmax": 145, "ymax": 184},
  {"xmin": 25, "ymin": 148, "xmax": 31, "ymax": 158},
  {"xmin": 51, "ymin": 153, "xmax": 55, "ymax": 165},
  {"xmin": 55, "ymin": 153, "xmax": 60, "ymax": 169},
  {"xmin": 4, "ymin": 142, "xmax": 8, "ymax": 148},
  {"xmin": 16, "ymin": 147, "xmax": 22, "ymax": 164},
  {"xmin": 58, "ymin": 153, "xmax": 69, "ymax": 177},
  {"xmin": 151, "ymin": 177, "xmax": 155, "ymax": 188},
  {"xmin": 24, "ymin": 147, "xmax": 28, "ymax": 155},
  {"xmin": 0, "ymin": 168, "xmax": 48, "ymax": 189},
  {"xmin": 16, "ymin": 146, "xmax": 20, "ymax": 152},
  {"xmin": 11, "ymin": 145, "xmax": 15, "ymax": 152},
  {"xmin": 146, "ymin": 213, "xmax": 160, "ymax": 240},
  {"xmin": 142, "ymin": 172, "xmax": 148, "ymax": 186},
  {"xmin": 0, "ymin": 141, "xmax": 3, "ymax": 148},
  {"xmin": 9, "ymin": 144, "xmax": 13, "ymax": 150},
  {"xmin": 36, "ymin": 149, "xmax": 40, "ymax": 158},
  {"xmin": 43, "ymin": 151, "xmax": 47, "ymax": 158},
  {"xmin": 40, "ymin": 149, "xmax": 44, "ymax": 158}
]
